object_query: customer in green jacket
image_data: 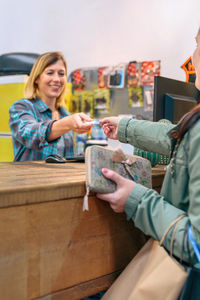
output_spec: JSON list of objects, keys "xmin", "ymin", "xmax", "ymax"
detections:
[{"xmin": 98, "ymin": 27, "xmax": 200, "ymax": 264}]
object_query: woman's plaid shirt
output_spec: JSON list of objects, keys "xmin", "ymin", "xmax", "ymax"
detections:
[{"xmin": 9, "ymin": 97, "xmax": 74, "ymax": 161}]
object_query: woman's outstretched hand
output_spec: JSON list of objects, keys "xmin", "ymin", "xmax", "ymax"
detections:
[
  {"xmin": 96, "ymin": 168, "xmax": 136, "ymax": 213},
  {"xmin": 49, "ymin": 112, "xmax": 93, "ymax": 141},
  {"xmin": 67, "ymin": 112, "xmax": 93, "ymax": 133}
]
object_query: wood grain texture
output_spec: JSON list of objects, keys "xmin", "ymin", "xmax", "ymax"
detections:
[
  {"xmin": 0, "ymin": 162, "xmax": 165, "ymax": 300},
  {"xmin": 0, "ymin": 161, "xmax": 165, "ymax": 207},
  {"xmin": 0, "ymin": 162, "xmax": 86, "ymax": 208}
]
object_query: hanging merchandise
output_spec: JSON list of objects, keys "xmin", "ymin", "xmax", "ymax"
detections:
[
  {"xmin": 143, "ymin": 85, "xmax": 154, "ymax": 111},
  {"xmin": 93, "ymin": 88, "xmax": 110, "ymax": 117},
  {"xmin": 128, "ymin": 86, "xmax": 143, "ymax": 108},
  {"xmin": 107, "ymin": 64, "xmax": 125, "ymax": 88},
  {"xmin": 181, "ymin": 56, "xmax": 196, "ymax": 83},
  {"xmin": 69, "ymin": 92, "xmax": 81, "ymax": 114},
  {"xmin": 71, "ymin": 69, "xmax": 86, "ymax": 91},
  {"xmin": 98, "ymin": 66, "xmax": 109, "ymax": 89},
  {"xmin": 69, "ymin": 58, "xmax": 161, "ymax": 122},
  {"xmin": 127, "ymin": 61, "xmax": 140, "ymax": 87},
  {"xmin": 140, "ymin": 60, "xmax": 161, "ymax": 85},
  {"xmin": 80, "ymin": 91, "xmax": 94, "ymax": 118}
]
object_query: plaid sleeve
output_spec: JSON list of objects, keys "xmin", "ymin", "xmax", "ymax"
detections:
[{"xmin": 9, "ymin": 99, "xmax": 54, "ymax": 149}]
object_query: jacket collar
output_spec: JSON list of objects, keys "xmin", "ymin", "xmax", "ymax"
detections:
[
  {"xmin": 167, "ymin": 113, "xmax": 188, "ymax": 139},
  {"xmin": 167, "ymin": 114, "xmax": 187, "ymax": 159}
]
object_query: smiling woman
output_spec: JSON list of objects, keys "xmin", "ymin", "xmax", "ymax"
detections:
[
  {"xmin": 9, "ymin": 52, "xmax": 94, "ymax": 161},
  {"xmin": 35, "ymin": 60, "xmax": 66, "ymax": 108}
]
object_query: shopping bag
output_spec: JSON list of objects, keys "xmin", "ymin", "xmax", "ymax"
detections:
[{"xmin": 102, "ymin": 215, "xmax": 187, "ymax": 300}]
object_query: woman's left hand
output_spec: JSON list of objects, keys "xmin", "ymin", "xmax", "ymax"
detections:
[{"xmin": 96, "ymin": 168, "xmax": 136, "ymax": 212}]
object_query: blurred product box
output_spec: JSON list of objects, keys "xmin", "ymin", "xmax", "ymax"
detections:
[{"xmin": 0, "ymin": 75, "xmax": 28, "ymax": 162}]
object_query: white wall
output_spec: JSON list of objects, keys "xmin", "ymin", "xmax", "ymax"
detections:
[{"xmin": 1, "ymin": 0, "xmax": 200, "ymax": 81}]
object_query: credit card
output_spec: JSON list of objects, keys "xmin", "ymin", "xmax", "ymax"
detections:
[{"xmin": 85, "ymin": 120, "xmax": 100, "ymax": 125}]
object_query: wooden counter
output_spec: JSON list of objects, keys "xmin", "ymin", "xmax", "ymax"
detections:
[{"xmin": 0, "ymin": 161, "xmax": 165, "ymax": 300}]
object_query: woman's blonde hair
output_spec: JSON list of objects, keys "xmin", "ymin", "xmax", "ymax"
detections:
[{"xmin": 24, "ymin": 51, "xmax": 67, "ymax": 108}]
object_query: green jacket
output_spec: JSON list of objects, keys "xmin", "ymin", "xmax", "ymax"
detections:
[{"xmin": 118, "ymin": 118, "xmax": 200, "ymax": 263}]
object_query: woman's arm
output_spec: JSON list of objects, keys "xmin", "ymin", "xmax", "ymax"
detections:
[
  {"xmin": 9, "ymin": 100, "xmax": 93, "ymax": 149},
  {"xmin": 97, "ymin": 121, "xmax": 200, "ymax": 264},
  {"xmin": 48, "ymin": 113, "xmax": 92, "ymax": 141},
  {"xmin": 96, "ymin": 168, "xmax": 196, "ymax": 263},
  {"xmin": 118, "ymin": 118, "xmax": 175, "ymax": 156},
  {"xmin": 101, "ymin": 117, "xmax": 176, "ymax": 155}
]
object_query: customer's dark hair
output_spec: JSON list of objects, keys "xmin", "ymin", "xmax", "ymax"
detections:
[{"xmin": 171, "ymin": 103, "xmax": 200, "ymax": 140}]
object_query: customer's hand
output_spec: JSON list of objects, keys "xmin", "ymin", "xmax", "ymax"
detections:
[
  {"xmin": 96, "ymin": 168, "xmax": 136, "ymax": 213},
  {"xmin": 100, "ymin": 116, "xmax": 121, "ymax": 140}
]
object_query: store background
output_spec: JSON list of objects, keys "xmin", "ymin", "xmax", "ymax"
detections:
[{"xmin": 0, "ymin": 0, "xmax": 200, "ymax": 81}]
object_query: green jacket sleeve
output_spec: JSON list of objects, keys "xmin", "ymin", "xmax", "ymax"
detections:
[
  {"xmin": 124, "ymin": 184, "xmax": 190, "ymax": 262},
  {"xmin": 118, "ymin": 118, "xmax": 200, "ymax": 264},
  {"xmin": 117, "ymin": 118, "xmax": 175, "ymax": 155}
]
